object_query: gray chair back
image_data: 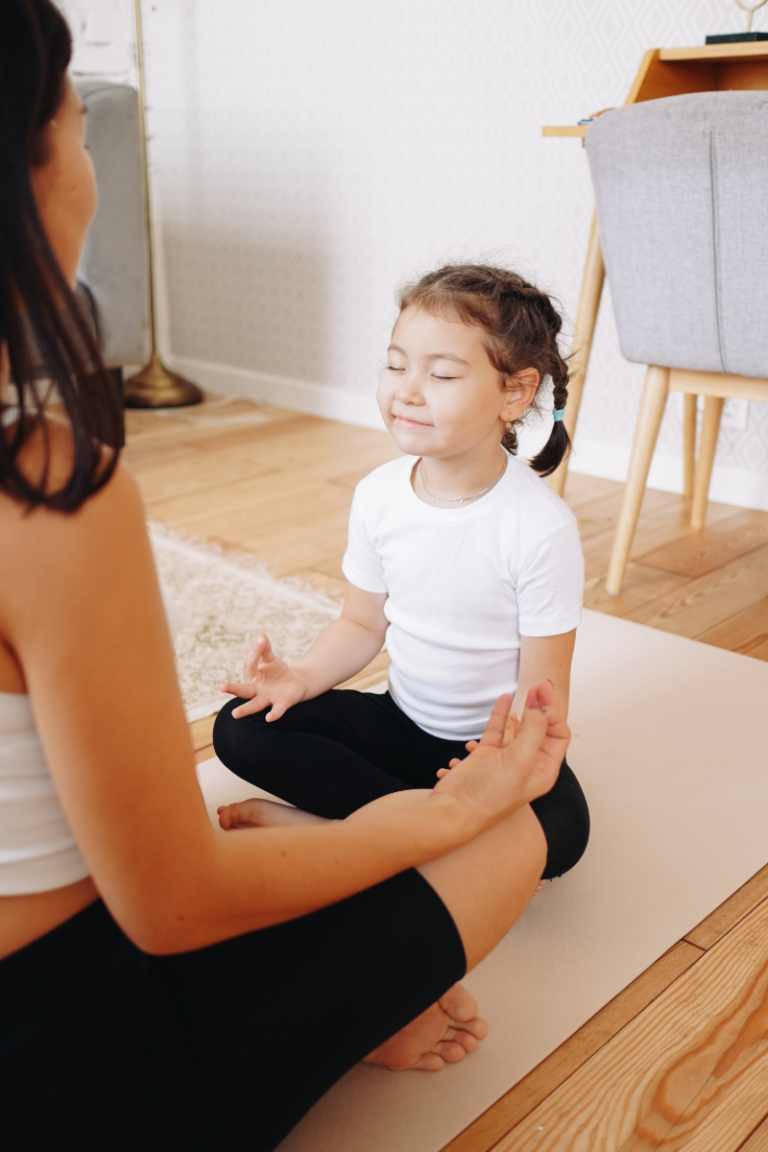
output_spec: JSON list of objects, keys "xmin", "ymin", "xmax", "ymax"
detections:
[
  {"xmin": 586, "ymin": 91, "xmax": 768, "ymax": 380},
  {"xmin": 74, "ymin": 80, "xmax": 150, "ymax": 367}
]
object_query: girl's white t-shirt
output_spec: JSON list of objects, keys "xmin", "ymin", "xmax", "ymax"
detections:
[{"xmin": 342, "ymin": 454, "xmax": 584, "ymax": 741}]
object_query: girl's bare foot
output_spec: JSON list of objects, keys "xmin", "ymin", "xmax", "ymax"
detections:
[
  {"xmin": 217, "ymin": 797, "xmax": 330, "ymax": 830},
  {"xmin": 364, "ymin": 983, "xmax": 488, "ymax": 1072}
]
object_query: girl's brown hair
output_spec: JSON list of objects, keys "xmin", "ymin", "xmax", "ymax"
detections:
[{"xmin": 398, "ymin": 264, "xmax": 570, "ymax": 477}]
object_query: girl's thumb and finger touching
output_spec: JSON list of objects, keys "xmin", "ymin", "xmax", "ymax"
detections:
[
  {"xmin": 231, "ymin": 697, "xmax": 266, "ymax": 719},
  {"xmin": 259, "ymin": 634, "xmax": 276, "ymax": 663},
  {"xmin": 243, "ymin": 634, "xmax": 267, "ymax": 679}
]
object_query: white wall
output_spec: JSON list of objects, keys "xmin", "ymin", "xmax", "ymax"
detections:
[{"xmin": 65, "ymin": 0, "xmax": 768, "ymax": 507}]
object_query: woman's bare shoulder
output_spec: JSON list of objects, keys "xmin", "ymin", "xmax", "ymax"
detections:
[
  {"xmin": 0, "ymin": 424, "xmax": 148, "ymax": 689},
  {"xmin": 0, "ymin": 425, "xmax": 146, "ymax": 620},
  {"xmin": 0, "ymin": 418, "xmax": 140, "ymax": 535}
]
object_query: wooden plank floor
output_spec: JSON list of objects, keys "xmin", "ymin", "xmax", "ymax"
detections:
[{"xmin": 126, "ymin": 395, "xmax": 768, "ymax": 1152}]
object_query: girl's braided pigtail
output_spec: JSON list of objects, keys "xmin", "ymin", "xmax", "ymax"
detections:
[{"xmin": 529, "ymin": 347, "xmax": 571, "ymax": 478}]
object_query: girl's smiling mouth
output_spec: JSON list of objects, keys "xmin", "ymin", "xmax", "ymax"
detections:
[{"xmin": 394, "ymin": 413, "xmax": 432, "ymax": 429}]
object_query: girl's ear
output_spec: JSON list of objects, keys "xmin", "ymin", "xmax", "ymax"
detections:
[{"xmin": 503, "ymin": 367, "xmax": 540, "ymax": 414}]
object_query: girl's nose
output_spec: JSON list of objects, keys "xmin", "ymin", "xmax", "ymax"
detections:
[{"xmin": 395, "ymin": 373, "xmax": 425, "ymax": 405}]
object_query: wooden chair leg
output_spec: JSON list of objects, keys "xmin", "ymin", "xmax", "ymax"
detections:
[
  {"xmin": 691, "ymin": 395, "xmax": 724, "ymax": 530},
  {"xmin": 549, "ymin": 213, "xmax": 605, "ymax": 497},
  {"xmin": 606, "ymin": 366, "xmax": 670, "ymax": 595},
  {"xmin": 682, "ymin": 393, "xmax": 697, "ymax": 501}
]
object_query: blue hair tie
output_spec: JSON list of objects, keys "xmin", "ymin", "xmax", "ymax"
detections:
[{"xmin": 553, "ymin": 407, "xmax": 566, "ymax": 422}]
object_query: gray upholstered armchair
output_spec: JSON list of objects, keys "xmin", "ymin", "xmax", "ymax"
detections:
[
  {"xmin": 74, "ymin": 79, "xmax": 150, "ymax": 372},
  {"xmin": 585, "ymin": 91, "xmax": 768, "ymax": 594}
]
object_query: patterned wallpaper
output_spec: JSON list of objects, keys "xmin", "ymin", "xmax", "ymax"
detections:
[{"xmin": 65, "ymin": 0, "xmax": 768, "ymax": 479}]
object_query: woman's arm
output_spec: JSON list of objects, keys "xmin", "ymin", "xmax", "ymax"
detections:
[
  {"xmin": 0, "ymin": 459, "xmax": 557, "ymax": 956},
  {"xmin": 513, "ymin": 631, "xmax": 576, "ymax": 719},
  {"xmin": 223, "ymin": 583, "xmax": 388, "ymax": 720}
]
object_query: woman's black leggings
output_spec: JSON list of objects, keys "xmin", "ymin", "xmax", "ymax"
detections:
[
  {"xmin": 213, "ymin": 689, "xmax": 590, "ymax": 880},
  {"xmin": 3, "ymin": 875, "xmax": 465, "ymax": 1152}
]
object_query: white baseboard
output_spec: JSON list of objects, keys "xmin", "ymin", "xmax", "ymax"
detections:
[
  {"xmin": 168, "ymin": 355, "xmax": 385, "ymax": 431},
  {"xmin": 167, "ymin": 355, "xmax": 768, "ymax": 513},
  {"xmin": 570, "ymin": 436, "xmax": 768, "ymax": 513}
]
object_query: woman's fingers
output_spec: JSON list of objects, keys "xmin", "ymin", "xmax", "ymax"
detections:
[
  {"xmin": 477, "ymin": 693, "xmax": 514, "ymax": 749},
  {"xmin": 526, "ymin": 680, "xmax": 554, "ymax": 711},
  {"xmin": 505, "ymin": 699, "xmax": 549, "ymax": 768},
  {"xmin": 433, "ymin": 681, "xmax": 568, "ymax": 820},
  {"xmin": 514, "ymin": 684, "xmax": 570, "ymax": 798},
  {"xmin": 529, "ymin": 680, "xmax": 570, "ymax": 742}
]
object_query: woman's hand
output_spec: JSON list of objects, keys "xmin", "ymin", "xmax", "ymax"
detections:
[
  {"xmin": 433, "ymin": 682, "xmax": 569, "ymax": 825},
  {"xmin": 220, "ymin": 633, "xmax": 310, "ymax": 721}
]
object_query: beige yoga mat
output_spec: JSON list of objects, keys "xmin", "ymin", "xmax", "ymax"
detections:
[{"xmin": 196, "ymin": 609, "xmax": 768, "ymax": 1152}]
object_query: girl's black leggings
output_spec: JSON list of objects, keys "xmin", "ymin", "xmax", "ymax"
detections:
[{"xmin": 213, "ymin": 689, "xmax": 590, "ymax": 880}]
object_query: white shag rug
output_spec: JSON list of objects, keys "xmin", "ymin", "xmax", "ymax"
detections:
[{"xmin": 149, "ymin": 522, "xmax": 341, "ymax": 721}]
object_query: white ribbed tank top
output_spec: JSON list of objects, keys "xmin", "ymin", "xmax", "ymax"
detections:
[{"xmin": 0, "ymin": 691, "xmax": 89, "ymax": 894}]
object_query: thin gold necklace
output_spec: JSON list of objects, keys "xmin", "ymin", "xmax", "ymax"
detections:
[{"xmin": 418, "ymin": 453, "xmax": 508, "ymax": 503}]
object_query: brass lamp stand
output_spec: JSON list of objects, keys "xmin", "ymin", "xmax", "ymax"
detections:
[{"xmin": 124, "ymin": 0, "xmax": 202, "ymax": 407}]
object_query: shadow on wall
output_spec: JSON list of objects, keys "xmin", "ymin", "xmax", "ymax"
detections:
[{"xmin": 162, "ymin": 230, "xmax": 331, "ymax": 384}]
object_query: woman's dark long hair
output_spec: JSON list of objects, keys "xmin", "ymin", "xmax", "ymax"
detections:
[{"xmin": 0, "ymin": 0, "xmax": 123, "ymax": 512}]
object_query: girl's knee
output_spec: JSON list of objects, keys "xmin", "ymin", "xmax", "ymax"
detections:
[
  {"xmin": 212, "ymin": 698, "xmax": 266, "ymax": 766},
  {"xmin": 212, "ymin": 700, "xmax": 236, "ymax": 765}
]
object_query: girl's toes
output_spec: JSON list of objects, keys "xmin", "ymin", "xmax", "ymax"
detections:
[
  {"xmin": 217, "ymin": 799, "xmax": 262, "ymax": 830},
  {"xmin": 364, "ymin": 985, "xmax": 487, "ymax": 1073},
  {"xmin": 451, "ymin": 1028, "xmax": 480, "ymax": 1055},
  {"xmin": 457, "ymin": 1015, "xmax": 489, "ymax": 1042},
  {"xmin": 433, "ymin": 1038, "xmax": 470, "ymax": 1064},
  {"xmin": 439, "ymin": 1026, "xmax": 480, "ymax": 1057},
  {"xmin": 409, "ymin": 1051, "xmax": 446, "ymax": 1072},
  {"xmin": 438, "ymin": 982, "xmax": 479, "ymax": 1024}
]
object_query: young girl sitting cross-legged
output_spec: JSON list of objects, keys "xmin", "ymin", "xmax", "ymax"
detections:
[{"xmin": 214, "ymin": 264, "xmax": 590, "ymax": 882}]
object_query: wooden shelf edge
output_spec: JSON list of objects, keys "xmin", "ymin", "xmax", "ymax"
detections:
[
  {"xmin": 660, "ymin": 43, "xmax": 768, "ymax": 62},
  {"xmin": 541, "ymin": 125, "xmax": 588, "ymax": 137}
]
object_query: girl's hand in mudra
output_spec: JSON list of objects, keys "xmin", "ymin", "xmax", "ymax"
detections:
[
  {"xmin": 220, "ymin": 633, "xmax": 309, "ymax": 721},
  {"xmin": 433, "ymin": 682, "xmax": 568, "ymax": 823}
]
